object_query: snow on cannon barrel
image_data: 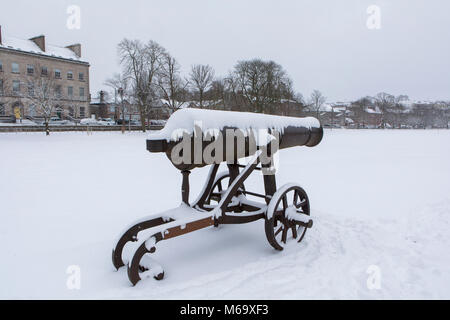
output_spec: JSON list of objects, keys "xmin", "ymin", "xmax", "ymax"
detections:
[{"xmin": 147, "ymin": 109, "xmax": 323, "ymax": 171}]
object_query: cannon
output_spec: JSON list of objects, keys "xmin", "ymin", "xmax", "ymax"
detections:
[{"xmin": 112, "ymin": 109, "xmax": 323, "ymax": 285}]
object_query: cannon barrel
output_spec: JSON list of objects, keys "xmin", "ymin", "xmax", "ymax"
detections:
[{"xmin": 147, "ymin": 109, "xmax": 323, "ymax": 171}]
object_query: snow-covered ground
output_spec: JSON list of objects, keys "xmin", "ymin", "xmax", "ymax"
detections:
[{"xmin": 0, "ymin": 130, "xmax": 449, "ymax": 299}]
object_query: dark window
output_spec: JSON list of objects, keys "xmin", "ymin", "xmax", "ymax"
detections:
[
  {"xmin": 0, "ymin": 79, "xmax": 3, "ymax": 95},
  {"xmin": 79, "ymin": 72, "xmax": 84, "ymax": 81},
  {"xmin": 12, "ymin": 63, "xmax": 19, "ymax": 73},
  {"xmin": 55, "ymin": 69, "xmax": 61, "ymax": 79},
  {"xmin": 0, "ymin": 103, "xmax": 5, "ymax": 115},
  {"xmin": 67, "ymin": 71, "xmax": 73, "ymax": 80},
  {"xmin": 69, "ymin": 107, "xmax": 74, "ymax": 117},
  {"xmin": 55, "ymin": 85, "xmax": 62, "ymax": 98},
  {"xmin": 79, "ymin": 106, "xmax": 85, "ymax": 118},
  {"xmin": 27, "ymin": 65, "xmax": 34, "ymax": 75},
  {"xmin": 0, "ymin": 60, "xmax": 3, "ymax": 72},
  {"xmin": 41, "ymin": 67, "xmax": 48, "ymax": 76},
  {"xmin": 13, "ymin": 80, "xmax": 20, "ymax": 94}
]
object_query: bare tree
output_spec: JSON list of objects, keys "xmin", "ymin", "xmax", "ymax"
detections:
[
  {"xmin": 230, "ymin": 59, "xmax": 293, "ymax": 113},
  {"xmin": 224, "ymin": 74, "xmax": 241, "ymax": 111},
  {"xmin": 309, "ymin": 90, "xmax": 326, "ymax": 120},
  {"xmin": 141, "ymin": 40, "xmax": 167, "ymax": 127},
  {"xmin": 105, "ymin": 73, "xmax": 132, "ymax": 126},
  {"xmin": 294, "ymin": 92, "xmax": 305, "ymax": 105},
  {"xmin": 189, "ymin": 64, "xmax": 214, "ymax": 108},
  {"xmin": 118, "ymin": 39, "xmax": 166, "ymax": 131},
  {"xmin": 353, "ymin": 97, "xmax": 372, "ymax": 128},
  {"xmin": 375, "ymin": 92, "xmax": 395, "ymax": 128},
  {"xmin": 26, "ymin": 66, "xmax": 57, "ymax": 135},
  {"xmin": 0, "ymin": 77, "xmax": 14, "ymax": 119},
  {"xmin": 158, "ymin": 52, "xmax": 189, "ymax": 112},
  {"xmin": 209, "ymin": 78, "xmax": 227, "ymax": 109}
]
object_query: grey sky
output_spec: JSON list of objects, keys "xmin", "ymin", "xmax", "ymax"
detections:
[{"xmin": 1, "ymin": 0, "xmax": 449, "ymax": 101}]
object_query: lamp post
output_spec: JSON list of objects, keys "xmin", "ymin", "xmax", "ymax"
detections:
[{"xmin": 118, "ymin": 87, "xmax": 125, "ymax": 134}]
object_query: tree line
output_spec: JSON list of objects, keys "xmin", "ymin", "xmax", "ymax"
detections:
[
  {"xmin": 106, "ymin": 38, "xmax": 314, "ymax": 132},
  {"xmin": 106, "ymin": 38, "xmax": 449, "ymax": 131}
]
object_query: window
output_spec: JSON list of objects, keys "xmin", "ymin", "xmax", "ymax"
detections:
[
  {"xmin": 41, "ymin": 66, "xmax": 48, "ymax": 76},
  {"xmin": 0, "ymin": 79, "xmax": 3, "ymax": 95},
  {"xmin": 28, "ymin": 104, "xmax": 37, "ymax": 117},
  {"xmin": 79, "ymin": 106, "xmax": 85, "ymax": 118},
  {"xmin": 54, "ymin": 69, "xmax": 61, "ymax": 79},
  {"xmin": 67, "ymin": 71, "xmax": 73, "ymax": 80},
  {"xmin": 0, "ymin": 103, "xmax": 5, "ymax": 115},
  {"xmin": 43, "ymin": 83, "xmax": 48, "ymax": 98},
  {"xmin": 79, "ymin": 87, "xmax": 85, "ymax": 99},
  {"xmin": 68, "ymin": 107, "xmax": 74, "ymax": 117},
  {"xmin": 55, "ymin": 85, "xmax": 62, "ymax": 98},
  {"xmin": 27, "ymin": 65, "xmax": 34, "ymax": 75},
  {"xmin": 12, "ymin": 63, "xmax": 19, "ymax": 73},
  {"xmin": 68, "ymin": 86, "xmax": 73, "ymax": 98},
  {"xmin": 0, "ymin": 60, "xmax": 3, "ymax": 72},
  {"xmin": 13, "ymin": 80, "xmax": 20, "ymax": 94},
  {"xmin": 79, "ymin": 72, "xmax": 84, "ymax": 81},
  {"xmin": 27, "ymin": 82, "xmax": 34, "ymax": 96}
]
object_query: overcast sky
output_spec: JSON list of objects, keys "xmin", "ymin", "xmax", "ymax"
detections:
[{"xmin": 1, "ymin": 0, "xmax": 449, "ymax": 102}]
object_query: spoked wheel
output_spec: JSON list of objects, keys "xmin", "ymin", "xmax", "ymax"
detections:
[
  {"xmin": 265, "ymin": 184, "xmax": 311, "ymax": 251},
  {"xmin": 206, "ymin": 172, "xmax": 245, "ymax": 205}
]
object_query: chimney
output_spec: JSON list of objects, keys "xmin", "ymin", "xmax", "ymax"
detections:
[
  {"xmin": 0, "ymin": 25, "xmax": 2, "ymax": 45},
  {"xmin": 66, "ymin": 44, "xmax": 81, "ymax": 58},
  {"xmin": 100, "ymin": 91, "xmax": 105, "ymax": 104},
  {"xmin": 30, "ymin": 35, "xmax": 45, "ymax": 51}
]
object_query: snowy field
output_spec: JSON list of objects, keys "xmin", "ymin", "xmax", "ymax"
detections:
[{"xmin": 0, "ymin": 129, "xmax": 449, "ymax": 299}]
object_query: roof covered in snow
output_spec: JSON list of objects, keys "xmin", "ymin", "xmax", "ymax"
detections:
[{"xmin": 0, "ymin": 36, "xmax": 87, "ymax": 64}]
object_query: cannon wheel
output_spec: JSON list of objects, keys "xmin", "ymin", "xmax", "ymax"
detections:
[
  {"xmin": 265, "ymin": 185, "xmax": 310, "ymax": 251},
  {"xmin": 206, "ymin": 172, "xmax": 245, "ymax": 205},
  {"xmin": 127, "ymin": 239, "xmax": 165, "ymax": 286}
]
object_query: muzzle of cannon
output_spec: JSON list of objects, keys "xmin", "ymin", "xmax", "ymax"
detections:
[{"xmin": 147, "ymin": 109, "xmax": 323, "ymax": 171}]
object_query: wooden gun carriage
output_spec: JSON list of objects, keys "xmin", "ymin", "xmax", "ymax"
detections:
[{"xmin": 112, "ymin": 109, "xmax": 323, "ymax": 286}]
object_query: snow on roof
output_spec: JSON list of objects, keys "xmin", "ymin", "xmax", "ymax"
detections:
[
  {"xmin": 319, "ymin": 104, "xmax": 333, "ymax": 112},
  {"xmin": 399, "ymin": 100, "xmax": 414, "ymax": 108},
  {"xmin": 0, "ymin": 36, "xmax": 85, "ymax": 63},
  {"xmin": 318, "ymin": 102, "xmax": 353, "ymax": 112},
  {"xmin": 365, "ymin": 107, "xmax": 382, "ymax": 114},
  {"xmin": 149, "ymin": 108, "xmax": 321, "ymax": 142},
  {"xmin": 330, "ymin": 101, "xmax": 352, "ymax": 107},
  {"xmin": 90, "ymin": 97, "xmax": 101, "ymax": 104}
]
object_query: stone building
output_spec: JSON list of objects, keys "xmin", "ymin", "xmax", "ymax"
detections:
[{"xmin": 0, "ymin": 26, "xmax": 90, "ymax": 121}]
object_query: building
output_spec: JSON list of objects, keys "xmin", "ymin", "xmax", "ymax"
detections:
[
  {"xmin": 0, "ymin": 26, "xmax": 90, "ymax": 121},
  {"xmin": 90, "ymin": 91, "xmax": 111, "ymax": 120}
]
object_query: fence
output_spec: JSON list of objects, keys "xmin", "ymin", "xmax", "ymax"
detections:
[{"xmin": 0, "ymin": 125, "xmax": 165, "ymax": 133}]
